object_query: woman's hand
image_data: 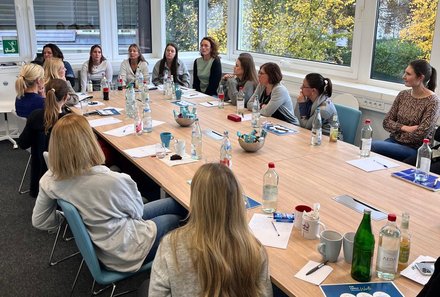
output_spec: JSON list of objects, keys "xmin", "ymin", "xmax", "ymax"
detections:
[
  {"xmin": 401, "ymin": 125, "xmax": 418, "ymax": 133},
  {"xmin": 297, "ymin": 90, "xmax": 306, "ymax": 103},
  {"xmin": 222, "ymin": 74, "xmax": 235, "ymax": 80},
  {"xmin": 38, "ymin": 85, "xmax": 46, "ymax": 98}
]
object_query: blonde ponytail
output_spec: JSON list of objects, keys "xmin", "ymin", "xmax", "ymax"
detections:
[{"xmin": 15, "ymin": 64, "xmax": 44, "ymax": 98}]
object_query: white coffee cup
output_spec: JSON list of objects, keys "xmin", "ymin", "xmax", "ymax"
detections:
[
  {"xmin": 343, "ymin": 232, "xmax": 356, "ymax": 264},
  {"xmin": 174, "ymin": 139, "xmax": 186, "ymax": 156},
  {"xmin": 302, "ymin": 213, "xmax": 325, "ymax": 240},
  {"xmin": 294, "ymin": 204, "xmax": 312, "ymax": 229},
  {"xmin": 317, "ymin": 230, "xmax": 343, "ymax": 262}
]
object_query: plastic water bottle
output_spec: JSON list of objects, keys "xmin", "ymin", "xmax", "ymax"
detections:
[
  {"xmin": 134, "ymin": 106, "xmax": 143, "ymax": 135},
  {"xmin": 415, "ymin": 139, "xmax": 431, "ymax": 182},
  {"xmin": 251, "ymin": 94, "xmax": 260, "ymax": 128},
  {"xmin": 351, "ymin": 209, "xmax": 375, "ymax": 282},
  {"xmin": 191, "ymin": 118, "xmax": 202, "ymax": 160},
  {"xmin": 100, "ymin": 74, "xmax": 109, "ymax": 100},
  {"xmin": 217, "ymin": 84, "xmax": 225, "ymax": 109},
  {"xmin": 125, "ymin": 85, "xmax": 136, "ymax": 119},
  {"xmin": 311, "ymin": 107, "xmax": 322, "ymax": 146},
  {"xmin": 163, "ymin": 69, "xmax": 169, "ymax": 95},
  {"xmin": 219, "ymin": 130, "xmax": 232, "ymax": 168},
  {"xmin": 135, "ymin": 67, "xmax": 143, "ymax": 90},
  {"xmin": 87, "ymin": 79, "xmax": 93, "ymax": 93},
  {"xmin": 141, "ymin": 80, "xmax": 150, "ymax": 103},
  {"xmin": 262, "ymin": 162, "xmax": 279, "ymax": 213},
  {"xmin": 142, "ymin": 101, "xmax": 152, "ymax": 133},
  {"xmin": 236, "ymin": 87, "xmax": 245, "ymax": 115},
  {"xmin": 398, "ymin": 212, "xmax": 411, "ymax": 271},
  {"xmin": 360, "ymin": 119, "xmax": 373, "ymax": 157},
  {"xmin": 376, "ymin": 213, "xmax": 401, "ymax": 280},
  {"xmin": 329, "ymin": 114, "xmax": 339, "ymax": 142}
]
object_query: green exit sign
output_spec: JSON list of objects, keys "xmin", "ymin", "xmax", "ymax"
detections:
[{"xmin": 3, "ymin": 39, "xmax": 19, "ymax": 55}]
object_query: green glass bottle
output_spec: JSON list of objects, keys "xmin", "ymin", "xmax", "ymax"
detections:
[{"xmin": 351, "ymin": 209, "xmax": 375, "ymax": 282}]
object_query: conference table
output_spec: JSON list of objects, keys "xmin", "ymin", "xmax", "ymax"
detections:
[{"xmin": 80, "ymin": 89, "xmax": 439, "ymax": 296}]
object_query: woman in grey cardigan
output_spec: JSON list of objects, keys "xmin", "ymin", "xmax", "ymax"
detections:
[
  {"xmin": 294, "ymin": 73, "xmax": 337, "ymax": 135},
  {"xmin": 247, "ymin": 62, "xmax": 299, "ymax": 125}
]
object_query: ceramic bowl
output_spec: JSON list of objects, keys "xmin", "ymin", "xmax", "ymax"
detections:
[
  {"xmin": 238, "ymin": 137, "xmax": 265, "ymax": 152},
  {"xmin": 175, "ymin": 117, "xmax": 195, "ymax": 127}
]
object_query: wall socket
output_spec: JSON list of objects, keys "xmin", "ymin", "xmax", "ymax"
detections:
[{"xmin": 360, "ymin": 98, "xmax": 385, "ymax": 112}]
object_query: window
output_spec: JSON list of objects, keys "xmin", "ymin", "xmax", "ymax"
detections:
[
  {"xmin": 116, "ymin": 0, "xmax": 152, "ymax": 55},
  {"xmin": 0, "ymin": 0, "xmax": 18, "ymax": 57},
  {"xmin": 33, "ymin": 0, "xmax": 100, "ymax": 55},
  {"xmin": 207, "ymin": 0, "xmax": 227, "ymax": 54},
  {"xmin": 237, "ymin": 0, "xmax": 355, "ymax": 66},
  {"xmin": 166, "ymin": 0, "xmax": 199, "ymax": 52},
  {"xmin": 371, "ymin": 0, "xmax": 439, "ymax": 83}
]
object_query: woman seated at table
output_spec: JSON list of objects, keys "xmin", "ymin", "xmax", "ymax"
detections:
[
  {"xmin": 371, "ymin": 59, "xmax": 439, "ymax": 161},
  {"xmin": 221, "ymin": 53, "xmax": 258, "ymax": 106},
  {"xmin": 15, "ymin": 63, "xmax": 45, "ymax": 118},
  {"xmin": 193, "ymin": 37, "xmax": 222, "ymax": 96},
  {"xmin": 32, "ymin": 113, "xmax": 187, "ymax": 273},
  {"xmin": 294, "ymin": 73, "xmax": 337, "ymax": 135},
  {"xmin": 80, "ymin": 44, "xmax": 113, "ymax": 92},
  {"xmin": 148, "ymin": 163, "xmax": 273, "ymax": 296},
  {"xmin": 246, "ymin": 62, "xmax": 299, "ymax": 125},
  {"xmin": 152, "ymin": 43, "xmax": 190, "ymax": 88},
  {"xmin": 17, "ymin": 79, "xmax": 70, "ymax": 198},
  {"xmin": 43, "ymin": 58, "xmax": 78, "ymax": 106},
  {"xmin": 119, "ymin": 43, "xmax": 149, "ymax": 86},
  {"xmin": 32, "ymin": 43, "xmax": 76, "ymax": 88}
]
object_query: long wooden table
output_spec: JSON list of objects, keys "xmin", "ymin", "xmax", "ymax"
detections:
[{"xmin": 83, "ymin": 89, "xmax": 440, "ymax": 296}]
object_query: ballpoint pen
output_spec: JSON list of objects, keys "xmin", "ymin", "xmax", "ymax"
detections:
[
  {"xmin": 305, "ymin": 260, "xmax": 328, "ymax": 276},
  {"xmin": 373, "ymin": 159, "xmax": 388, "ymax": 168},
  {"xmin": 207, "ymin": 101, "xmax": 213, "ymax": 105},
  {"xmin": 434, "ymin": 178, "xmax": 440, "ymax": 186},
  {"xmin": 271, "ymin": 221, "xmax": 280, "ymax": 236},
  {"xmin": 211, "ymin": 130, "xmax": 223, "ymax": 137}
]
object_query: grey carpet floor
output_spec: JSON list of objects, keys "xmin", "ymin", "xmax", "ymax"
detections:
[{"xmin": 0, "ymin": 140, "xmax": 148, "ymax": 297}]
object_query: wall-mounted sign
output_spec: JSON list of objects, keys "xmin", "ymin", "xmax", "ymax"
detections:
[{"xmin": 2, "ymin": 38, "xmax": 19, "ymax": 55}]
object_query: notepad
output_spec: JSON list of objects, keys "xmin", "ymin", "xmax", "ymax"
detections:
[
  {"xmin": 392, "ymin": 168, "xmax": 440, "ymax": 191},
  {"xmin": 400, "ymin": 255, "xmax": 437, "ymax": 285},
  {"xmin": 346, "ymin": 157, "xmax": 399, "ymax": 172},
  {"xmin": 248, "ymin": 213, "xmax": 294, "ymax": 249}
]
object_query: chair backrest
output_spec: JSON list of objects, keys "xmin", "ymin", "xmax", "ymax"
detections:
[
  {"xmin": 332, "ymin": 93, "xmax": 359, "ymax": 110},
  {"xmin": 57, "ymin": 200, "xmax": 104, "ymax": 280},
  {"xmin": 11, "ymin": 110, "xmax": 27, "ymax": 135},
  {"xmin": 335, "ymin": 104, "xmax": 362, "ymax": 145}
]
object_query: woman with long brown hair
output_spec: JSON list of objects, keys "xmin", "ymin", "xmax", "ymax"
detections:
[
  {"xmin": 192, "ymin": 37, "xmax": 222, "ymax": 95},
  {"xmin": 148, "ymin": 163, "xmax": 273, "ymax": 297},
  {"xmin": 119, "ymin": 43, "xmax": 149, "ymax": 86},
  {"xmin": 17, "ymin": 79, "xmax": 70, "ymax": 198},
  {"xmin": 80, "ymin": 44, "xmax": 113, "ymax": 92}
]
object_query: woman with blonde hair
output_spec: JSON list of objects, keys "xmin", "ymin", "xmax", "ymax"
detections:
[
  {"xmin": 18, "ymin": 79, "xmax": 70, "ymax": 198},
  {"xmin": 119, "ymin": 43, "xmax": 149, "ymax": 86},
  {"xmin": 148, "ymin": 163, "xmax": 273, "ymax": 297},
  {"xmin": 15, "ymin": 63, "xmax": 45, "ymax": 118},
  {"xmin": 32, "ymin": 113, "xmax": 187, "ymax": 272},
  {"xmin": 43, "ymin": 58, "xmax": 78, "ymax": 105}
]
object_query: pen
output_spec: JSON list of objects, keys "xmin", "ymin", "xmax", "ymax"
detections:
[
  {"xmin": 211, "ymin": 130, "xmax": 223, "ymax": 137},
  {"xmin": 434, "ymin": 178, "xmax": 440, "ymax": 186},
  {"xmin": 271, "ymin": 221, "xmax": 280, "ymax": 236},
  {"xmin": 207, "ymin": 101, "xmax": 213, "ymax": 105},
  {"xmin": 419, "ymin": 261, "xmax": 436, "ymax": 264},
  {"xmin": 305, "ymin": 260, "xmax": 328, "ymax": 276},
  {"xmin": 373, "ymin": 159, "xmax": 388, "ymax": 168},
  {"xmin": 274, "ymin": 126, "xmax": 289, "ymax": 132}
]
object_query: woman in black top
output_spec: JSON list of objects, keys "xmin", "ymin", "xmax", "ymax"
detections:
[{"xmin": 18, "ymin": 79, "xmax": 70, "ymax": 198}]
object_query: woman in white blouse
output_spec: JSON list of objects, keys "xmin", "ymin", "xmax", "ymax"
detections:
[
  {"xmin": 119, "ymin": 43, "xmax": 149, "ymax": 86},
  {"xmin": 80, "ymin": 44, "xmax": 113, "ymax": 92}
]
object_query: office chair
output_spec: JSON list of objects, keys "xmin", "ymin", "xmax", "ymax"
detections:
[
  {"xmin": 11, "ymin": 111, "xmax": 31, "ymax": 194},
  {"xmin": 57, "ymin": 199, "xmax": 152, "ymax": 297},
  {"xmin": 334, "ymin": 104, "xmax": 362, "ymax": 145},
  {"xmin": 332, "ymin": 93, "xmax": 360, "ymax": 110}
]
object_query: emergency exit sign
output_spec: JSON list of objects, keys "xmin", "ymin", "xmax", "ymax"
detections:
[{"xmin": 2, "ymin": 39, "xmax": 19, "ymax": 55}]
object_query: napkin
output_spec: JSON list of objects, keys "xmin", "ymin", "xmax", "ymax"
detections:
[
  {"xmin": 159, "ymin": 154, "xmax": 199, "ymax": 167},
  {"xmin": 295, "ymin": 260, "xmax": 333, "ymax": 285}
]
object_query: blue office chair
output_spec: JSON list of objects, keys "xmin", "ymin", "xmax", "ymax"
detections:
[
  {"xmin": 334, "ymin": 104, "xmax": 362, "ymax": 145},
  {"xmin": 57, "ymin": 200, "xmax": 152, "ymax": 297}
]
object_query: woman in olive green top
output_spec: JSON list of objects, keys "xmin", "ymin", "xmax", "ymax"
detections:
[{"xmin": 192, "ymin": 37, "xmax": 222, "ymax": 96}]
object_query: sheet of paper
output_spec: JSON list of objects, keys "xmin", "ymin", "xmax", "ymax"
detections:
[
  {"xmin": 400, "ymin": 255, "xmax": 436, "ymax": 285},
  {"xmin": 295, "ymin": 261, "xmax": 333, "ymax": 285},
  {"xmin": 181, "ymin": 91, "xmax": 207, "ymax": 99},
  {"xmin": 124, "ymin": 144, "xmax": 171, "ymax": 158},
  {"xmin": 248, "ymin": 213, "xmax": 294, "ymax": 249},
  {"xmin": 74, "ymin": 99, "xmax": 104, "ymax": 108},
  {"xmin": 88, "ymin": 117, "xmax": 122, "ymax": 128},
  {"xmin": 159, "ymin": 153, "xmax": 199, "ymax": 167},
  {"xmin": 204, "ymin": 129, "xmax": 224, "ymax": 140},
  {"xmin": 346, "ymin": 156, "xmax": 399, "ymax": 172},
  {"xmin": 199, "ymin": 101, "xmax": 231, "ymax": 107},
  {"xmin": 104, "ymin": 124, "xmax": 134, "ymax": 137}
]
